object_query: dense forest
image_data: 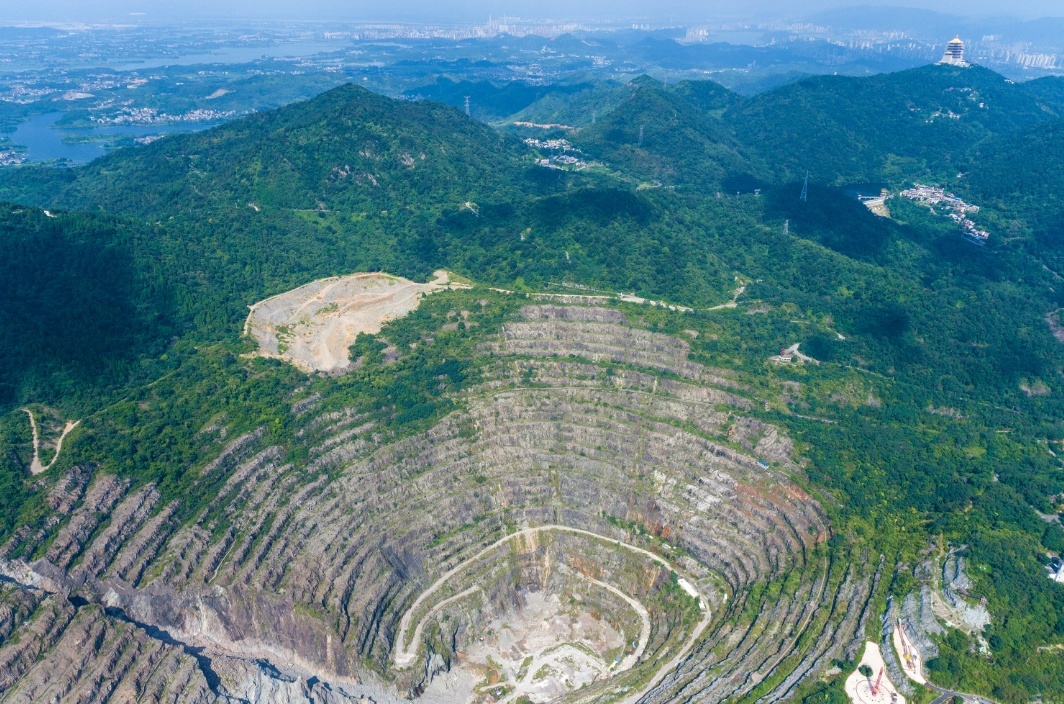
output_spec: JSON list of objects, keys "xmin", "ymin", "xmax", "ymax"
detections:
[{"xmin": 2, "ymin": 63, "xmax": 1064, "ymax": 702}]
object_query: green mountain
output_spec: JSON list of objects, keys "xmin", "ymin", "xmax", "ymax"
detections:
[
  {"xmin": 728, "ymin": 64, "xmax": 1064, "ymax": 184},
  {"xmin": 0, "ymin": 85, "xmax": 565, "ymax": 360},
  {"xmin": 572, "ymin": 77, "xmax": 761, "ymax": 187},
  {"xmin": 2, "ymin": 66, "xmax": 1064, "ymax": 704},
  {"xmin": 41, "ymin": 83, "xmax": 530, "ymax": 217}
]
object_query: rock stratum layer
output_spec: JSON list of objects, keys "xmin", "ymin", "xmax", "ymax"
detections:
[{"xmin": 0, "ymin": 305, "xmax": 873, "ymax": 704}]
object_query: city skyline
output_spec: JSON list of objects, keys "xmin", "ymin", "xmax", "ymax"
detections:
[{"xmin": 3, "ymin": 0, "xmax": 1064, "ymax": 23}]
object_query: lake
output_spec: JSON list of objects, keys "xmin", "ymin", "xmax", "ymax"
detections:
[{"xmin": 9, "ymin": 112, "xmax": 219, "ymax": 164}]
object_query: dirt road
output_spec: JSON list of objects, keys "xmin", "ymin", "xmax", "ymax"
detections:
[
  {"xmin": 393, "ymin": 524, "xmax": 707, "ymax": 669},
  {"xmin": 22, "ymin": 409, "xmax": 79, "ymax": 475}
]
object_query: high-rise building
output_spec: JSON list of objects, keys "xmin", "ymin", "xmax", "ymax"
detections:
[{"xmin": 939, "ymin": 36, "xmax": 969, "ymax": 67}]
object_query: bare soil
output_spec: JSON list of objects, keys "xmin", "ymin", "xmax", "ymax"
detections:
[{"xmin": 245, "ymin": 270, "xmax": 463, "ymax": 373}]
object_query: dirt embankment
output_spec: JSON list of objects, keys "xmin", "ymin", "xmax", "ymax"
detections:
[{"xmin": 245, "ymin": 270, "xmax": 463, "ymax": 373}]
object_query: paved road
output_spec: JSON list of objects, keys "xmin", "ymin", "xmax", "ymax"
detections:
[{"xmin": 926, "ymin": 682, "xmax": 998, "ymax": 704}]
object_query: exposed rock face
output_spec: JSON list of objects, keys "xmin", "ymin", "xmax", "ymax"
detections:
[
  {"xmin": 941, "ymin": 551, "xmax": 991, "ymax": 631},
  {"xmin": 896, "ymin": 588, "xmax": 946, "ymax": 660},
  {"xmin": 0, "ymin": 305, "xmax": 870, "ymax": 704}
]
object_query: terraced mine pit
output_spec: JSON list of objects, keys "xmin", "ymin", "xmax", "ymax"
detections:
[
  {"xmin": 397, "ymin": 526, "xmax": 707, "ymax": 704},
  {"xmin": 0, "ymin": 303, "xmax": 876, "ymax": 704},
  {"xmin": 245, "ymin": 270, "xmax": 461, "ymax": 373}
]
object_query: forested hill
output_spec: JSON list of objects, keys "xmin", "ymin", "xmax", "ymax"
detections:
[
  {"xmin": 0, "ymin": 204, "xmax": 172, "ymax": 406},
  {"xmin": 0, "ymin": 83, "xmax": 536, "ymax": 218},
  {"xmin": 728, "ymin": 64, "xmax": 1064, "ymax": 184},
  {"xmin": 572, "ymin": 76, "xmax": 762, "ymax": 186},
  {"xmin": 966, "ymin": 117, "xmax": 1064, "ymax": 241},
  {"xmin": 7, "ymin": 66, "xmax": 1061, "ymax": 212},
  {"xmin": 558, "ymin": 65, "xmax": 1064, "ymax": 191}
]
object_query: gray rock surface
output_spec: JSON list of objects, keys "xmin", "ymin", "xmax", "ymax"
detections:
[{"xmin": 0, "ymin": 306, "xmax": 870, "ymax": 704}]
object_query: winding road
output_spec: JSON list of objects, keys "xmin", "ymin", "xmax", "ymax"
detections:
[
  {"xmin": 22, "ymin": 409, "xmax": 79, "ymax": 475},
  {"xmin": 927, "ymin": 683, "xmax": 998, "ymax": 704},
  {"xmin": 392, "ymin": 524, "xmax": 708, "ymax": 669}
]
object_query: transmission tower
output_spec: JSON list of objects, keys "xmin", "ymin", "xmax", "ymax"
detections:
[
  {"xmin": 638, "ymin": 125, "xmax": 644, "ymax": 146},
  {"xmin": 800, "ymin": 170, "xmax": 809, "ymax": 202},
  {"xmin": 592, "ymin": 110, "xmax": 596, "ymax": 124},
  {"xmin": 464, "ymin": 96, "xmax": 471, "ymax": 116},
  {"xmin": 783, "ymin": 219, "xmax": 789, "ymax": 235}
]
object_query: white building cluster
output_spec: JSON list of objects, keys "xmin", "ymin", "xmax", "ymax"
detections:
[
  {"xmin": 92, "ymin": 107, "xmax": 237, "ymax": 126},
  {"xmin": 900, "ymin": 185, "xmax": 989, "ymax": 242}
]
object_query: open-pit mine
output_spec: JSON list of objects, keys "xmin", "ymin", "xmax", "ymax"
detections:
[{"xmin": 0, "ymin": 303, "xmax": 877, "ymax": 704}]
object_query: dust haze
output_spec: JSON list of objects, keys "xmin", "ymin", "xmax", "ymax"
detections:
[{"xmin": 4, "ymin": 0, "xmax": 1062, "ymax": 22}]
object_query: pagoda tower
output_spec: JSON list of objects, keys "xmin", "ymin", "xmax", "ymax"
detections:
[{"xmin": 939, "ymin": 36, "xmax": 969, "ymax": 66}]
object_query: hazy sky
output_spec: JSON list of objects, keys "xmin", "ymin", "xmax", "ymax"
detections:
[{"xmin": 4, "ymin": 0, "xmax": 1062, "ymax": 23}]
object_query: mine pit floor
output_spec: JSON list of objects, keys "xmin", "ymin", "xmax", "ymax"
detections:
[{"xmin": 397, "ymin": 525, "xmax": 712, "ymax": 704}]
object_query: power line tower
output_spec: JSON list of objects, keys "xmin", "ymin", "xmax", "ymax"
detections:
[
  {"xmin": 464, "ymin": 96, "xmax": 471, "ymax": 117},
  {"xmin": 783, "ymin": 219, "xmax": 789, "ymax": 235},
  {"xmin": 638, "ymin": 125, "xmax": 644, "ymax": 146},
  {"xmin": 800, "ymin": 170, "xmax": 809, "ymax": 203},
  {"xmin": 592, "ymin": 110, "xmax": 596, "ymax": 125}
]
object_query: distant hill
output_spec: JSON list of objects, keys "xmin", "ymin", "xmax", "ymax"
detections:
[
  {"xmin": 627, "ymin": 36, "xmax": 925, "ymax": 74},
  {"xmin": 571, "ymin": 77, "xmax": 761, "ymax": 187},
  {"xmin": 559, "ymin": 66, "xmax": 1064, "ymax": 191},
  {"xmin": 5, "ymin": 84, "xmax": 530, "ymax": 218},
  {"xmin": 728, "ymin": 64, "xmax": 1064, "ymax": 185},
  {"xmin": 507, "ymin": 80, "xmax": 629, "ymax": 128},
  {"xmin": 403, "ymin": 77, "xmax": 597, "ymax": 123}
]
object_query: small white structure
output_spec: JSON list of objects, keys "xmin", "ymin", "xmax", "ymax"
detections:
[
  {"xmin": 939, "ymin": 37, "xmax": 969, "ymax": 67},
  {"xmin": 1048, "ymin": 558, "xmax": 1064, "ymax": 584}
]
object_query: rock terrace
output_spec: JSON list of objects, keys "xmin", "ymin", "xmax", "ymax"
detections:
[{"xmin": 0, "ymin": 304, "xmax": 873, "ymax": 704}]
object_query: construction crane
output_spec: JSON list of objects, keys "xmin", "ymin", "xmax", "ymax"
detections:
[
  {"xmin": 870, "ymin": 668, "xmax": 884, "ymax": 697},
  {"xmin": 897, "ymin": 621, "xmax": 915, "ymax": 670}
]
